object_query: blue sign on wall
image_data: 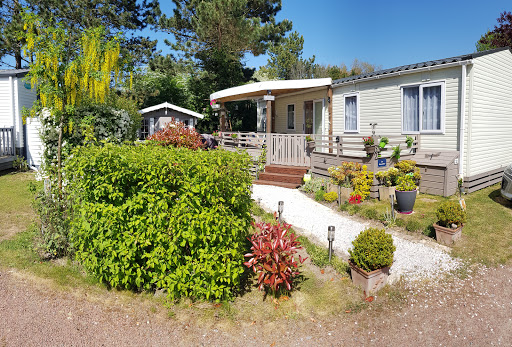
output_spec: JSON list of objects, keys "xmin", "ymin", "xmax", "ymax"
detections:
[{"xmin": 378, "ymin": 158, "xmax": 387, "ymax": 167}]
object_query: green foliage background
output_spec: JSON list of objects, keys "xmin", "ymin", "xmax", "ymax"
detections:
[{"xmin": 64, "ymin": 143, "xmax": 253, "ymax": 301}]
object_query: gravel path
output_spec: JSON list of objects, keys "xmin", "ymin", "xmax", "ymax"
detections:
[{"xmin": 252, "ymin": 185, "xmax": 461, "ymax": 282}]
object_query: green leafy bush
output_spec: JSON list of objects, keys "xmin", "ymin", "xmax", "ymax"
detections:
[
  {"xmin": 396, "ymin": 175, "xmax": 416, "ymax": 191},
  {"xmin": 300, "ymin": 177, "xmax": 327, "ymax": 194},
  {"xmin": 349, "ymin": 227, "xmax": 395, "ymax": 272},
  {"xmin": 315, "ymin": 189, "xmax": 325, "ymax": 201},
  {"xmin": 324, "ymin": 191, "xmax": 338, "ymax": 202},
  {"xmin": 30, "ymin": 184, "xmax": 71, "ymax": 258},
  {"xmin": 65, "ymin": 143, "xmax": 253, "ymax": 301},
  {"xmin": 13, "ymin": 155, "xmax": 30, "ymax": 172},
  {"xmin": 436, "ymin": 201, "xmax": 467, "ymax": 227}
]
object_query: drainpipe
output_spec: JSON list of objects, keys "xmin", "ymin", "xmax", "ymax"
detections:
[
  {"xmin": 458, "ymin": 61, "xmax": 471, "ymax": 177},
  {"xmin": 9, "ymin": 76, "xmax": 16, "ymax": 155}
]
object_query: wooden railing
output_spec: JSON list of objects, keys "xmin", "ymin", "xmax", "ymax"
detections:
[
  {"xmin": 0, "ymin": 127, "xmax": 15, "ymax": 156},
  {"xmin": 311, "ymin": 134, "xmax": 420, "ymax": 157},
  {"xmin": 218, "ymin": 131, "xmax": 266, "ymax": 149}
]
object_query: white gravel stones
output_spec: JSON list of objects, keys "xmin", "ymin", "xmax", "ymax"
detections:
[{"xmin": 252, "ymin": 185, "xmax": 461, "ymax": 282}]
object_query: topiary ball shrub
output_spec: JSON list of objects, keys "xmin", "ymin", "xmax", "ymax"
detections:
[
  {"xmin": 324, "ymin": 191, "xmax": 338, "ymax": 203},
  {"xmin": 436, "ymin": 201, "xmax": 467, "ymax": 228},
  {"xmin": 348, "ymin": 227, "xmax": 395, "ymax": 272},
  {"xmin": 65, "ymin": 143, "xmax": 253, "ymax": 301}
]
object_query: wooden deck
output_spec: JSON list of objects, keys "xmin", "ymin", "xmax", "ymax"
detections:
[{"xmin": 0, "ymin": 156, "xmax": 15, "ymax": 171}]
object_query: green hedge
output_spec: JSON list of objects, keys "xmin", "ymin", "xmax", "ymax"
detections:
[{"xmin": 65, "ymin": 143, "xmax": 253, "ymax": 301}]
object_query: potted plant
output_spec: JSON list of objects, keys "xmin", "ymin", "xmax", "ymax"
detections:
[
  {"xmin": 348, "ymin": 227, "xmax": 395, "ymax": 294},
  {"xmin": 305, "ymin": 135, "xmax": 315, "ymax": 154},
  {"xmin": 363, "ymin": 136, "xmax": 376, "ymax": 154},
  {"xmin": 405, "ymin": 135, "xmax": 414, "ymax": 148},
  {"xmin": 379, "ymin": 137, "xmax": 389, "ymax": 149},
  {"xmin": 390, "ymin": 145, "xmax": 401, "ymax": 161},
  {"xmin": 394, "ymin": 175, "xmax": 417, "ymax": 214},
  {"xmin": 375, "ymin": 167, "xmax": 399, "ymax": 202},
  {"xmin": 433, "ymin": 201, "xmax": 467, "ymax": 245}
]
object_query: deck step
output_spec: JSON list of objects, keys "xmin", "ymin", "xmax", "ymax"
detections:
[
  {"xmin": 258, "ymin": 172, "xmax": 303, "ymax": 185},
  {"xmin": 253, "ymin": 179, "xmax": 300, "ymax": 189},
  {"xmin": 264, "ymin": 164, "xmax": 309, "ymax": 175}
]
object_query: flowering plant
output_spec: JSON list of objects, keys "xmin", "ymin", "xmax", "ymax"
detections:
[
  {"xmin": 212, "ymin": 131, "xmax": 219, "ymax": 136},
  {"xmin": 363, "ymin": 136, "xmax": 374, "ymax": 146},
  {"xmin": 147, "ymin": 118, "xmax": 204, "ymax": 150},
  {"xmin": 305, "ymin": 135, "xmax": 314, "ymax": 142},
  {"xmin": 231, "ymin": 133, "xmax": 238, "ymax": 139},
  {"xmin": 349, "ymin": 194, "xmax": 362, "ymax": 204},
  {"xmin": 210, "ymin": 99, "xmax": 217, "ymax": 106}
]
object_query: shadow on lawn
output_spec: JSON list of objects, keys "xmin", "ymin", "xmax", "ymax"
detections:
[{"xmin": 488, "ymin": 189, "xmax": 512, "ymax": 209}]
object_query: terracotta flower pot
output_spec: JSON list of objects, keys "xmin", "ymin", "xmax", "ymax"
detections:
[
  {"xmin": 349, "ymin": 261, "xmax": 391, "ymax": 294},
  {"xmin": 395, "ymin": 189, "xmax": 417, "ymax": 214},
  {"xmin": 433, "ymin": 223, "xmax": 463, "ymax": 245}
]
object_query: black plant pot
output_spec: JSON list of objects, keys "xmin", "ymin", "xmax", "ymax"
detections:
[{"xmin": 395, "ymin": 190, "xmax": 417, "ymax": 214}]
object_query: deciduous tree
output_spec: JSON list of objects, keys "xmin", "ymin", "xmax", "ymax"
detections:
[{"xmin": 476, "ymin": 11, "xmax": 512, "ymax": 51}]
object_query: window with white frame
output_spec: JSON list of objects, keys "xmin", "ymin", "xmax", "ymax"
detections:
[
  {"xmin": 287, "ymin": 104, "xmax": 295, "ymax": 130},
  {"xmin": 344, "ymin": 93, "xmax": 359, "ymax": 132},
  {"xmin": 402, "ymin": 82, "xmax": 444, "ymax": 134}
]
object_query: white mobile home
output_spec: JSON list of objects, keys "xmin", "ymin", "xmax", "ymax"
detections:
[
  {"xmin": 331, "ymin": 47, "xmax": 512, "ymax": 192},
  {"xmin": 0, "ymin": 69, "xmax": 38, "ymax": 170}
]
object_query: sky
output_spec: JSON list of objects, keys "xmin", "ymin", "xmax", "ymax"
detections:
[{"xmin": 148, "ymin": 0, "xmax": 511, "ymax": 71}]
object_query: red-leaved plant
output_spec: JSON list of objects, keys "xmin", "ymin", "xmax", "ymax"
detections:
[
  {"xmin": 244, "ymin": 222, "xmax": 307, "ymax": 293},
  {"xmin": 147, "ymin": 118, "xmax": 204, "ymax": 150}
]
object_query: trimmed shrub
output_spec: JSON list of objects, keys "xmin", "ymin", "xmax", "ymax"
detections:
[
  {"xmin": 436, "ymin": 201, "xmax": 467, "ymax": 227},
  {"xmin": 147, "ymin": 118, "xmax": 204, "ymax": 150},
  {"xmin": 349, "ymin": 228, "xmax": 395, "ymax": 272},
  {"xmin": 324, "ymin": 191, "xmax": 338, "ymax": 202},
  {"xmin": 64, "ymin": 143, "xmax": 253, "ymax": 301},
  {"xmin": 244, "ymin": 222, "xmax": 306, "ymax": 293}
]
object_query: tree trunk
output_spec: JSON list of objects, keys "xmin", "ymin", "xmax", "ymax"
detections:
[{"xmin": 57, "ymin": 118, "xmax": 64, "ymax": 195}]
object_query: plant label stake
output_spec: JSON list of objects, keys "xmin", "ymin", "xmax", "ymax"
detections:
[
  {"xmin": 327, "ymin": 226, "xmax": 335, "ymax": 262},
  {"xmin": 390, "ymin": 195, "xmax": 395, "ymax": 220},
  {"xmin": 278, "ymin": 201, "xmax": 284, "ymax": 224}
]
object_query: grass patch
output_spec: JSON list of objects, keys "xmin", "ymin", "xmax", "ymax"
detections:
[
  {"xmin": 451, "ymin": 185, "xmax": 512, "ymax": 265},
  {"xmin": 297, "ymin": 235, "xmax": 349, "ymax": 275},
  {"xmin": 0, "ymin": 172, "xmax": 40, "ymax": 240}
]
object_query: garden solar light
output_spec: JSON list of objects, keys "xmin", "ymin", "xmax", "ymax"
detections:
[
  {"xmin": 278, "ymin": 201, "xmax": 284, "ymax": 223},
  {"xmin": 328, "ymin": 226, "xmax": 335, "ymax": 262}
]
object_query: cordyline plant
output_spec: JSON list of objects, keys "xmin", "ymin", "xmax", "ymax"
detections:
[
  {"xmin": 147, "ymin": 118, "xmax": 204, "ymax": 150},
  {"xmin": 244, "ymin": 222, "xmax": 307, "ymax": 293}
]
